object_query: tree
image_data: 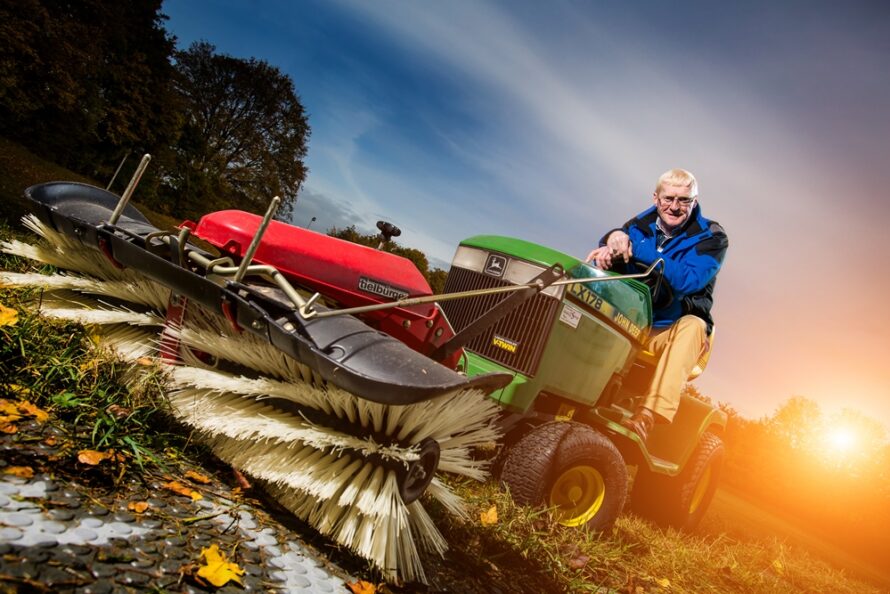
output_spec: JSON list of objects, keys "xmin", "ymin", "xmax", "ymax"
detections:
[
  {"xmin": 161, "ymin": 42, "xmax": 310, "ymax": 220},
  {"xmin": 767, "ymin": 395, "xmax": 823, "ymax": 450},
  {"xmin": 0, "ymin": 0, "xmax": 180, "ymax": 184}
]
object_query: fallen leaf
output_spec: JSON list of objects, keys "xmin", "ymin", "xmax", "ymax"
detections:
[
  {"xmin": 656, "ymin": 577, "xmax": 671, "ymax": 588},
  {"xmin": 0, "ymin": 423, "xmax": 17, "ymax": 434},
  {"xmin": 0, "ymin": 399, "xmax": 21, "ymax": 420},
  {"xmin": 480, "ymin": 505, "xmax": 498, "ymax": 526},
  {"xmin": 16, "ymin": 401, "xmax": 49, "ymax": 423},
  {"xmin": 105, "ymin": 404, "xmax": 131, "ymax": 419},
  {"xmin": 163, "ymin": 480, "xmax": 203, "ymax": 501},
  {"xmin": 128, "ymin": 501, "xmax": 150, "ymax": 514},
  {"xmin": 4, "ymin": 466, "xmax": 34, "ymax": 478},
  {"xmin": 185, "ymin": 470, "xmax": 212, "ymax": 484},
  {"xmin": 347, "ymin": 580, "xmax": 377, "ymax": 594},
  {"xmin": 567, "ymin": 554, "xmax": 590, "ymax": 570},
  {"xmin": 78, "ymin": 449, "xmax": 115, "ymax": 465},
  {"xmin": 0, "ymin": 303, "xmax": 19, "ymax": 327},
  {"xmin": 772, "ymin": 559, "xmax": 785, "ymax": 576},
  {"xmin": 197, "ymin": 544, "xmax": 245, "ymax": 587},
  {"xmin": 43, "ymin": 436, "xmax": 57, "ymax": 446},
  {"xmin": 136, "ymin": 356, "xmax": 154, "ymax": 366},
  {"xmin": 232, "ymin": 468, "xmax": 252, "ymax": 490}
]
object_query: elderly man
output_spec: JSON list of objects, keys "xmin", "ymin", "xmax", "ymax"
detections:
[{"xmin": 586, "ymin": 168, "xmax": 728, "ymax": 443}]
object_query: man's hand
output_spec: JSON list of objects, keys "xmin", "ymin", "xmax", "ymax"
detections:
[{"xmin": 586, "ymin": 231, "xmax": 632, "ymax": 269}]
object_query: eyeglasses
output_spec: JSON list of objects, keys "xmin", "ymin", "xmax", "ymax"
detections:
[{"xmin": 657, "ymin": 195, "xmax": 696, "ymax": 207}]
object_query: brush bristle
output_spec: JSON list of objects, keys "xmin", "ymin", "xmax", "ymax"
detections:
[{"xmin": 2, "ymin": 212, "xmax": 504, "ymax": 584}]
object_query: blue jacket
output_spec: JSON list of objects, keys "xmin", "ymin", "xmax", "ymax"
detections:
[{"xmin": 602, "ymin": 204, "xmax": 728, "ymax": 333}]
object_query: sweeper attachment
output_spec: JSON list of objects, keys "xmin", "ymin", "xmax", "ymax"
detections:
[{"xmin": 0, "ymin": 178, "xmax": 516, "ymax": 583}]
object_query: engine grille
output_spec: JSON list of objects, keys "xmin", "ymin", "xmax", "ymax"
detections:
[{"xmin": 441, "ymin": 265, "xmax": 560, "ymax": 377}]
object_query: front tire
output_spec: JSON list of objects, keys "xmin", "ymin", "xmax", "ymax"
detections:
[
  {"xmin": 500, "ymin": 422, "xmax": 628, "ymax": 532},
  {"xmin": 630, "ymin": 432, "xmax": 724, "ymax": 530}
]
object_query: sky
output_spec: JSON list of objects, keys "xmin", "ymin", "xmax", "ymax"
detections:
[{"xmin": 162, "ymin": 0, "xmax": 890, "ymax": 429}]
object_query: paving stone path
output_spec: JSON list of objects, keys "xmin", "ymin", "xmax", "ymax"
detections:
[{"xmin": 0, "ymin": 419, "xmax": 357, "ymax": 593}]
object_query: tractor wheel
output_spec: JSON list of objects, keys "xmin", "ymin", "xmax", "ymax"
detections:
[
  {"xmin": 500, "ymin": 421, "xmax": 628, "ymax": 532},
  {"xmin": 630, "ymin": 432, "xmax": 724, "ymax": 531}
]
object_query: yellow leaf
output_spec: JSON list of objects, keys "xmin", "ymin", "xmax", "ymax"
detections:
[
  {"xmin": 136, "ymin": 356, "xmax": 154, "ymax": 366},
  {"xmin": 163, "ymin": 480, "xmax": 203, "ymax": 501},
  {"xmin": 656, "ymin": 577, "xmax": 671, "ymax": 588},
  {"xmin": 772, "ymin": 559, "xmax": 785, "ymax": 576},
  {"xmin": 4, "ymin": 466, "xmax": 34, "ymax": 478},
  {"xmin": 185, "ymin": 470, "xmax": 212, "ymax": 484},
  {"xmin": 480, "ymin": 505, "xmax": 498, "ymax": 526},
  {"xmin": 128, "ymin": 501, "xmax": 149, "ymax": 514},
  {"xmin": 78, "ymin": 449, "xmax": 114, "ymax": 465},
  {"xmin": 16, "ymin": 401, "xmax": 49, "ymax": 423},
  {"xmin": 0, "ymin": 303, "xmax": 19, "ymax": 327},
  {"xmin": 0, "ymin": 399, "xmax": 21, "ymax": 418},
  {"xmin": 197, "ymin": 544, "xmax": 245, "ymax": 587},
  {"xmin": 347, "ymin": 580, "xmax": 377, "ymax": 594}
]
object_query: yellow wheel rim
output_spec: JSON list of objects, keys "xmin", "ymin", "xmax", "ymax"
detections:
[
  {"xmin": 548, "ymin": 465, "xmax": 606, "ymax": 527},
  {"xmin": 688, "ymin": 465, "xmax": 712, "ymax": 514}
]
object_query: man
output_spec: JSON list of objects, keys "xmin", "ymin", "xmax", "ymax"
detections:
[{"xmin": 586, "ymin": 168, "xmax": 728, "ymax": 443}]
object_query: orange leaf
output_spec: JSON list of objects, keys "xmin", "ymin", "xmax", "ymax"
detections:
[
  {"xmin": 185, "ymin": 470, "xmax": 212, "ymax": 484},
  {"xmin": 347, "ymin": 580, "xmax": 377, "ymax": 594},
  {"xmin": 197, "ymin": 544, "xmax": 245, "ymax": 587},
  {"xmin": 16, "ymin": 401, "xmax": 49, "ymax": 423},
  {"xmin": 480, "ymin": 505, "xmax": 498, "ymax": 526},
  {"xmin": 128, "ymin": 501, "xmax": 149, "ymax": 514},
  {"xmin": 4, "ymin": 466, "xmax": 34, "ymax": 478},
  {"xmin": 43, "ymin": 436, "xmax": 57, "ymax": 446},
  {"xmin": 163, "ymin": 480, "xmax": 203, "ymax": 501},
  {"xmin": 78, "ymin": 449, "xmax": 114, "ymax": 465},
  {"xmin": 0, "ymin": 303, "xmax": 19, "ymax": 327},
  {"xmin": 0, "ymin": 399, "xmax": 20, "ymax": 416},
  {"xmin": 0, "ymin": 422, "xmax": 17, "ymax": 434},
  {"xmin": 136, "ymin": 356, "xmax": 154, "ymax": 366}
]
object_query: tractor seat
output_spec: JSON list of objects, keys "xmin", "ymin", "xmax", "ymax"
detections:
[{"xmin": 635, "ymin": 327, "xmax": 715, "ymax": 381}]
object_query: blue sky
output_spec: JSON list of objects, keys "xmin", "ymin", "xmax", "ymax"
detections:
[{"xmin": 162, "ymin": 0, "xmax": 890, "ymax": 428}]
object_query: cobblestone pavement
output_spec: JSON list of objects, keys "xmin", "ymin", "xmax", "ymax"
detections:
[{"xmin": 0, "ymin": 419, "xmax": 357, "ymax": 593}]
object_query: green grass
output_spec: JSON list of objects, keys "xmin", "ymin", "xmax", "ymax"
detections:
[
  {"xmin": 0, "ymin": 238, "xmax": 180, "ymax": 478},
  {"xmin": 435, "ymin": 478, "xmax": 884, "ymax": 593}
]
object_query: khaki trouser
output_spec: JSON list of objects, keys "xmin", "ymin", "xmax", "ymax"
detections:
[{"xmin": 643, "ymin": 315, "xmax": 708, "ymax": 423}]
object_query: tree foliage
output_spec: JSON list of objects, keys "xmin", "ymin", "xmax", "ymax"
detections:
[
  {"xmin": 328, "ymin": 225, "xmax": 448, "ymax": 293},
  {"xmin": 160, "ymin": 42, "xmax": 310, "ymax": 220},
  {"xmin": 0, "ymin": 0, "xmax": 180, "ymax": 184},
  {"xmin": 1, "ymin": 7, "xmax": 309, "ymax": 220}
]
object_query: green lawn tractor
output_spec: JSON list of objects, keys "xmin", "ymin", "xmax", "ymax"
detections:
[{"xmin": 439, "ymin": 235, "xmax": 727, "ymax": 533}]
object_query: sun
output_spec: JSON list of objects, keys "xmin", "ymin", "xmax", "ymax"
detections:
[{"xmin": 824, "ymin": 426, "xmax": 858, "ymax": 455}]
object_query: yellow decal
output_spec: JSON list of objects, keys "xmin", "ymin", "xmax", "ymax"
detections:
[
  {"xmin": 492, "ymin": 334, "xmax": 518, "ymax": 354},
  {"xmin": 556, "ymin": 403, "xmax": 576, "ymax": 421},
  {"xmin": 567, "ymin": 283, "xmax": 644, "ymax": 340}
]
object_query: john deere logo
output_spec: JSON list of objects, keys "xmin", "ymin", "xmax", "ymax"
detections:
[
  {"xmin": 492, "ymin": 334, "xmax": 518, "ymax": 354},
  {"xmin": 484, "ymin": 254, "xmax": 507, "ymax": 277}
]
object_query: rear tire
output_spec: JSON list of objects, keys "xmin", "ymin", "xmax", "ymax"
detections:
[
  {"xmin": 630, "ymin": 432, "xmax": 724, "ymax": 531},
  {"xmin": 500, "ymin": 422, "xmax": 627, "ymax": 532}
]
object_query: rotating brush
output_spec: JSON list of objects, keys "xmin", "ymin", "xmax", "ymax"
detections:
[{"xmin": 1, "ymin": 211, "xmax": 503, "ymax": 583}]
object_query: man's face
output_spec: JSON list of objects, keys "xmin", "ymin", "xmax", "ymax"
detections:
[{"xmin": 653, "ymin": 183, "xmax": 696, "ymax": 231}]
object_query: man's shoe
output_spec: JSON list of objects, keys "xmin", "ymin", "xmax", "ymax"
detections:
[{"xmin": 621, "ymin": 407, "xmax": 656, "ymax": 444}]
